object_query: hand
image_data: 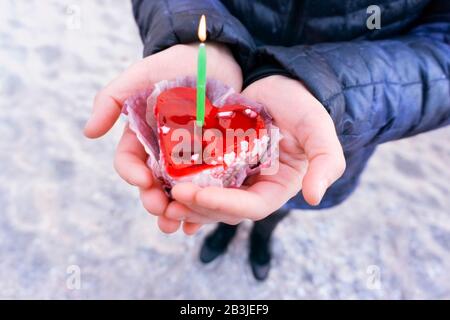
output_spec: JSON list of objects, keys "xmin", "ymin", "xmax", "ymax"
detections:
[
  {"xmin": 84, "ymin": 43, "xmax": 243, "ymax": 234},
  {"xmin": 166, "ymin": 75, "xmax": 346, "ymax": 227}
]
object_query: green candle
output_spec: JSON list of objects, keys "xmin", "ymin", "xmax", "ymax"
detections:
[{"xmin": 196, "ymin": 15, "xmax": 207, "ymax": 127}]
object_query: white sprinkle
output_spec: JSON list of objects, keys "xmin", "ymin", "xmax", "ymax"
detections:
[
  {"xmin": 217, "ymin": 111, "xmax": 234, "ymax": 118},
  {"xmin": 217, "ymin": 156, "xmax": 223, "ymax": 161},
  {"xmin": 161, "ymin": 125, "xmax": 170, "ymax": 134},
  {"xmin": 251, "ymin": 138, "xmax": 260, "ymax": 157},
  {"xmin": 210, "ymin": 160, "xmax": 217, "ymax": 165},
  {"xmin": 191, "ymin": 153, "xmax": 199, "ymax": 161},
  {"xmin": 244, "ymin": 108, "xmax": 257, "ymax": 118},
  {"xmin": 261, "ymin": 135, "xmax": 270, "ymax": 144},
  {"xmin": 256, "ymin": 135, "xmax": 269, "ymax": 157},
  {"xmin": 223, "ymin": 152, "xmax": 236, "ymax": 166},
  {"xmin": 240, "ymin": 140, "xmax": 249, "ymax": 152}
]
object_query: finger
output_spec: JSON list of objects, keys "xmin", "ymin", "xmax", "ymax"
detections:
[
  {"xmin": 301, "ymin": 152, "xmax": 346, "ymax": 205},
  {"xmin": 114, "ymin": 125, "xmax": 153, "ymax": 188},
  {"xmin": 139, "ymin": 186, "xmax": 169, "ymax": 216},
  {"xmin": 299, "ymin": 116, "xmax": 346, "ymax": 206},
  {"xmin": 84, "ymin": 60, "xmax": 153, "ymax": 138},
  {"xmin": 171, "ymin": 183, "xmax": 224, "ymax": 220},
  {"xmin": 182, "ymin": 222, "xmax": 203, "ymax": 235},
  {"xmin": 173, "ymin": 183, "xmax": 273, "ymax": 221},
  {"xmin": 171, "ymin": 183, "xmax": 246, "ymax": 223},
  {"xmin": 157, "ymin": 216, "xmax": 181, "ymax": 234},
  {"xmin": 164, "ymin": 201, "xmax": 216, "ymax": 224},
  {"xmin": 84, "ymin": 92, "xmax": 123, "ymax": 138},
  {"xmin": 171, "ymin": 182, "xmax": 201, "ymax": 206},
  {"xmin": 197, "ymin": 186, "xmax": 277, "ymax": 220}
]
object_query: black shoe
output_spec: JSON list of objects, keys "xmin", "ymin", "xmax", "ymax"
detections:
[
  {"xmin": 199, "ymin": 223, "xmax": 238, "ymax": 264},
  {"xmin": 249, "ymin": 231, "xmax": 272, "ymax": 281}
]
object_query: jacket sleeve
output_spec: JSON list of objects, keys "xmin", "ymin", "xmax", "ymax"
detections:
[
  {"xmin": 131, "ymin": 0, "xmax": 256, "ymax": 72},
  {"xmin": 251, "ymin": 1, "xmax": 450, "ymax": 151}
]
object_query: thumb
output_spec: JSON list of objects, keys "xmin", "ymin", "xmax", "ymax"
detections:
[
  {"xmin": 84, "ymin": 92, "xmax": 122, "ymax": 138},
  {"xmin": 84, "ymin": 59, "xmax": 154, "ymax": 139},
  {"xmin": 298, "ymin": 115, "xmax": 346, "ymax": 206}
]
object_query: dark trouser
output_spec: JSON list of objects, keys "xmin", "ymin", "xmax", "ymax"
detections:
[
  {"xmin": 218, "ymin": 208, "xmax": 290, "ymax": 240},
  {"xmin": 252, "ymin": 208, "xmax": 290, "ymax": 240}
]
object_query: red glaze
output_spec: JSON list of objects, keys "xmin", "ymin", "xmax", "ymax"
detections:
[{"xmin": 154, "ymin": 87, "xmax": 266, "ymax": 178}]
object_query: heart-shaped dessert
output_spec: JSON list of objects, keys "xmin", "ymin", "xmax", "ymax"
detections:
[
  {"xmin": 155, "ymin": 87, "xmax": 266, "ymax": 178},
  {"xmin": 122, "ymin": 77, "xmax": 280, "ymax": 192}
]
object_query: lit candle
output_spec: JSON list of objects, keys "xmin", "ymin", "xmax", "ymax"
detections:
[{"xmin": 196, "ymin": 14, "xmax": 207, "ymax": 127}]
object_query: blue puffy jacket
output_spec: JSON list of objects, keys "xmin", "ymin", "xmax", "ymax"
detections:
[{"xmin": 131, "ymin": 0, "xmax": 450, "ymax": 209}]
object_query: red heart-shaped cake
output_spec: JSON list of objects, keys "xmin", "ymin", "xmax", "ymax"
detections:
[
  {"xmin": 122, "ymin": 77, "xmax": 279, "ymax": 191},
  {"xmin": 154, "ymin": 87, "xmax": 266, "ymax": 178}
]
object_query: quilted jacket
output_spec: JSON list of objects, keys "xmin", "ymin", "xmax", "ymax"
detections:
[{"xmin": 131, "ymin": 0, "xmax": 450, "ymax": 209}]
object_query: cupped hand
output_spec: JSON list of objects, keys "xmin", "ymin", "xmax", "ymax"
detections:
[
  {"xmin": 167, "ymin": 75, "xmax": 346, "ymax": 227},
  {"xmin": 84, "ymin": 43, "xmax": 243, "ymax": 234}
]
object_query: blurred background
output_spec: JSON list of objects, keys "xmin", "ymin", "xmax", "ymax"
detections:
[{"xmin": 1, "ymin": 0, "xmax": 450, "ymax": 299}]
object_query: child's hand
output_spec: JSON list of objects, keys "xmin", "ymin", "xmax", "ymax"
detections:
[
  {"xmin": 85, "ymin": 43, "xmax": 242, "ymax": 138},
  {"xmin": 84, "ymin": 43, "xmax": 242, "ymax": 234},
  {"xmin": 166, "ymin": 75, "xmax": 345, "ymax": 228}
]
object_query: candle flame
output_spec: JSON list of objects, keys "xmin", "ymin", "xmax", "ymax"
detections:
[{"xmin": 198, "ymin": 15, "xmax": 207, "ymax": 42}]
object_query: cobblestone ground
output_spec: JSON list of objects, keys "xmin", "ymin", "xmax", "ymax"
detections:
[{"xmin": 1, "ymin": 0, "xmax": 449, "ymax": 299}]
